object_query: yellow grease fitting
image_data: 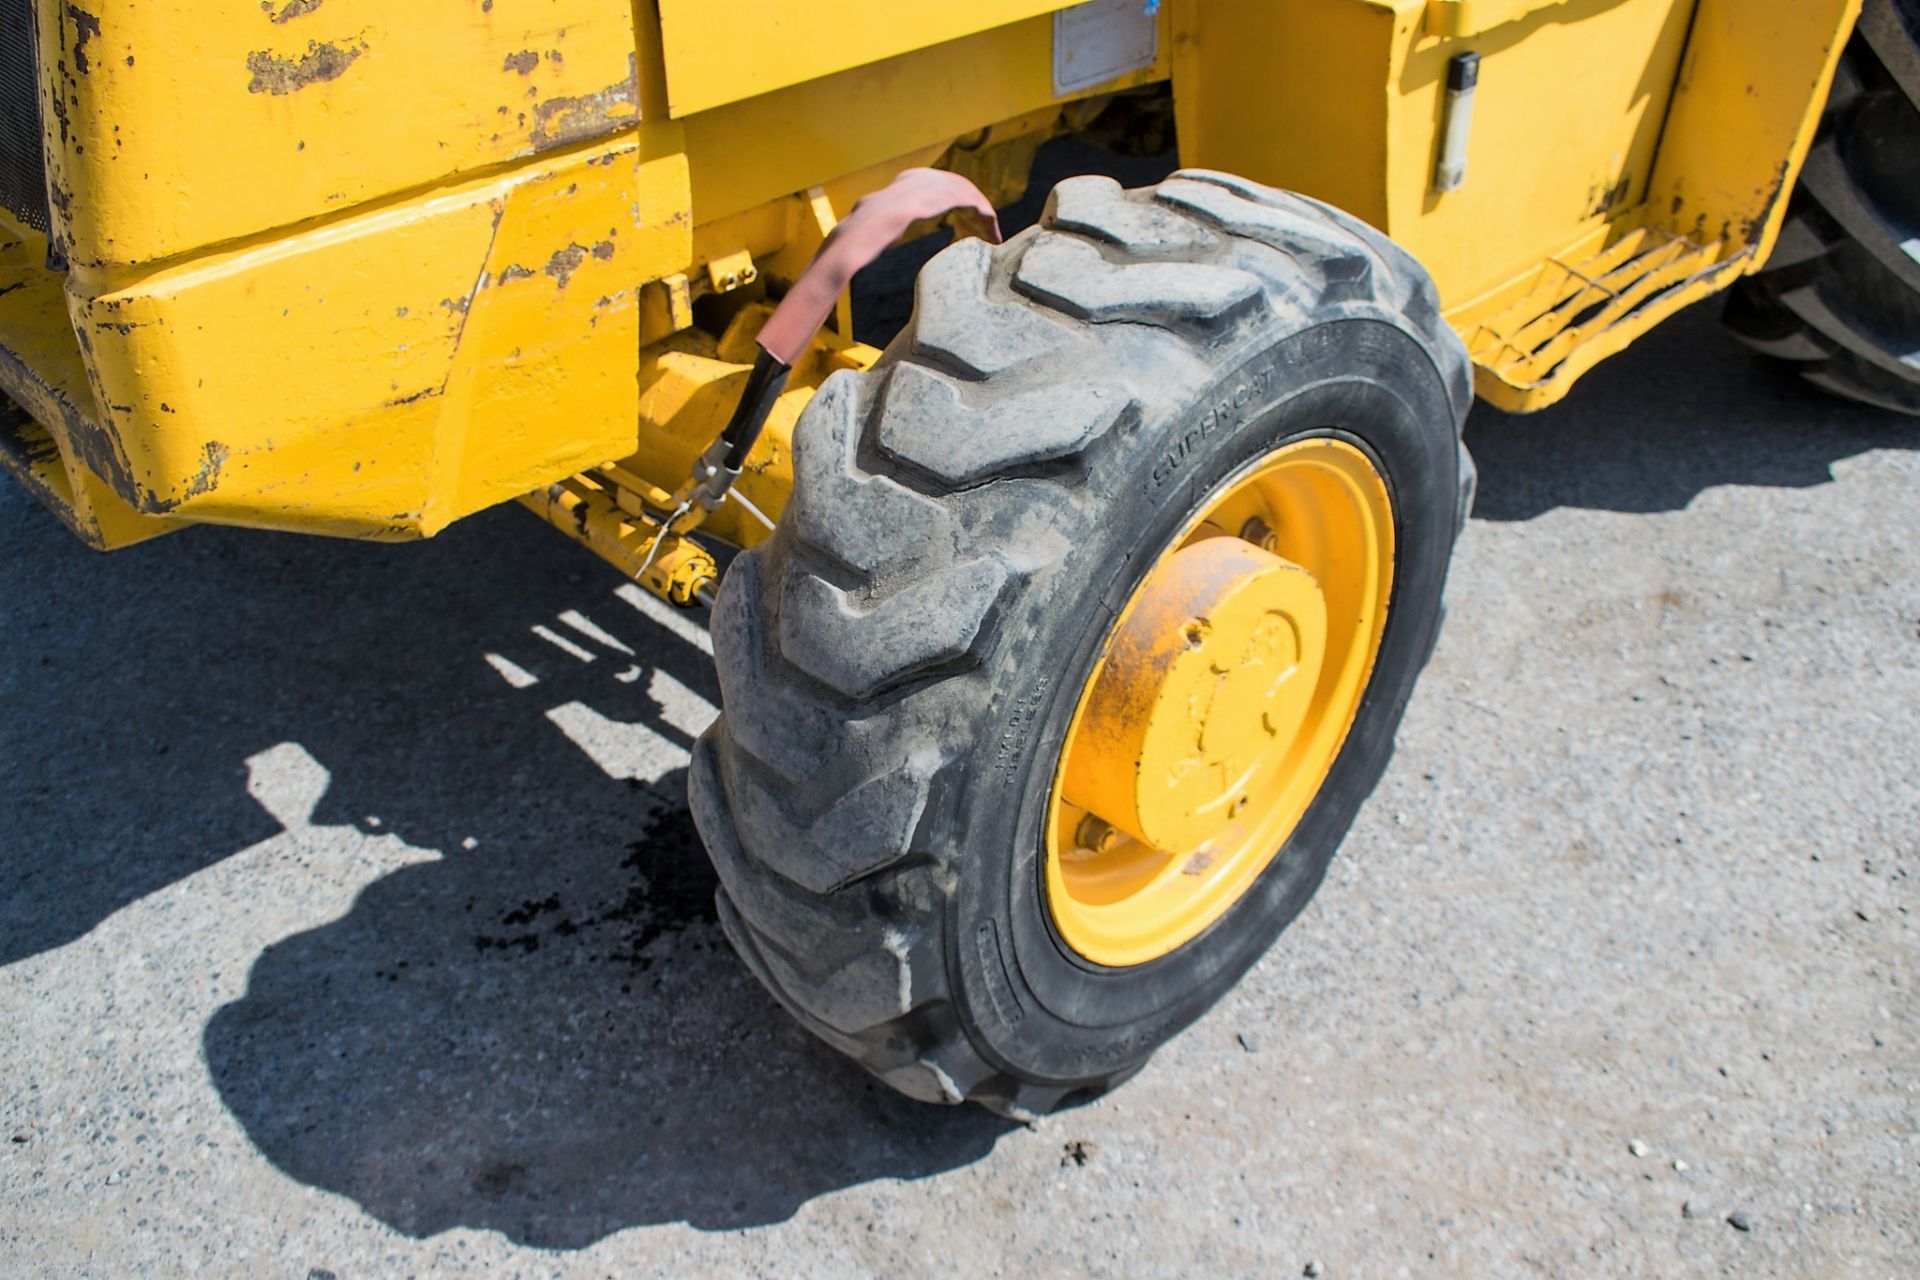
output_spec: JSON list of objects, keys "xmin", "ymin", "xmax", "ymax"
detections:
[{"xmin": 1046, "ymin": 439, "xmax": 1394, "ymax": 968}]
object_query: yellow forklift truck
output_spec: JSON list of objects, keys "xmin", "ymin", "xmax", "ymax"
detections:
[{"xmin": 0, "ymin": 0, "xmax": 1901, "ymax": 1116}]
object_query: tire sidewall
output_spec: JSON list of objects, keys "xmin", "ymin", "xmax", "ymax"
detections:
[{"xmin": 947, "ymin": 316, "xmax": 1459, "ymax": 1085}]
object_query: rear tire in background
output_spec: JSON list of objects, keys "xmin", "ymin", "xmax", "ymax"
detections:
[
  {"xmin": 1723, "ymin": 0, "xmax": 1920, "ymax": 415},
  {"xmin": 690, "ymin": 170, "xmax": 1474, "ymax": 1116}
]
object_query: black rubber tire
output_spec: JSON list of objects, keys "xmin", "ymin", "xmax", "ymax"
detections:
[
  {"xmin": 689, "ymin": 170, "xmax": 1474, "ymax": 1117},
  {"xmin": 1723, "ymin": 0, "xmax": 1920, "ymax": 415}
]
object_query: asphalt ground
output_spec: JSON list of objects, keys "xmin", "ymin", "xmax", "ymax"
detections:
[{"xmin": 3, "ymin": 159, "xmax": 1918, "ymax": 1275}]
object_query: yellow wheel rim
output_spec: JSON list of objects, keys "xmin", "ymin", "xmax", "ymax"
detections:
[{"xmin": 1045, "ymin": 438, "xmax": 1395, "ymax": 967}]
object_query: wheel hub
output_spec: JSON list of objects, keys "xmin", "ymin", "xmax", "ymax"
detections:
[
  {"xmin": 1063, "ymin": 535, "xmax": 1327, "ymax": 856},
  {"xmin": 1045, "ymin": 437, "xmax": 1395, "ymax": 968}
]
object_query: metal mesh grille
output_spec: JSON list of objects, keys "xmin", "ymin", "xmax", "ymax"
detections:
[{"xmin": 1, "ymin": 0, "xmax": 52, "ymax": 235}]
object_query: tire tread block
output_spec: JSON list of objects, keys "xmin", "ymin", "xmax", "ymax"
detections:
[
  {"xmin": 1723, "ymin": 7, "xmax": 1920, "ymax": 416},
  {"xmin": 711, "ymin": 553, "xmax": 848, "ymax": 781},
  {"xmin": 786, "ymin": 372, "xmax": 961, "ymax": 582},
  {"xmin": 1045, "ymin": 174, "xmax": 1219, "ymax": 255},
  {"xmin": 1860, "ymin": 0, "xmax": 1920, "ymax": 112},
  {"xmin": 1798, "ymin": 136, "xmax": 1920, "ymax": 295},
  {"xmin": 778, "ymin": 552, "xmax": 1009, "ymax": 699},
  {"xmin": 1013, "ymin": 232, "xmax": 1262, "ymax": 328},
  {"xmin": 911, "ymin": 237, "xmax": 1072, "ymax": 379},
  {"xmin": 1156, "ymin": 176, "xmax": 1362, "ymax": 262},
  {"xmin": 726, "ymin": 740, "xmax": 939, "ymax": 895},
  {"xmin": 1773, "ymin": 251, "xmax": 1920, "ymax": 381},
  {"xmin": 878, "ymin": 361, "xmax": 1127, "ymax": 485}
]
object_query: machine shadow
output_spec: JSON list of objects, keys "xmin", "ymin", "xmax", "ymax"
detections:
[
  {"xmin": 0, "ymin": 498, "xmax": 722, "ymax": 966},
  {"xmin": 0, "ymin": 490, "xmax": 1010, "ymax": 1241},
  {"xmin": 201, "ymin": 763, "xmax": 1010, "ymax": 1243},
  {"xmin": 1465, "ymin": 301, "xmax": 1920, "ymax": 520}
]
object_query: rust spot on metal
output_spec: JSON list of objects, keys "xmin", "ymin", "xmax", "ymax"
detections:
[
  {"xmin": 0, "ymin": 402, "xmax": 106, "ymax": 546},
  {"xmin": 46, "ymin": 67, "xmax": 71, "ymax": 144},
  {"xmin": 498, "ymin": 263, "xmax": 536, "ymax": 283},
  {"xmin": 385, "ymin": 386, "xmax": 440, "ymax": 407},
  {"xmin": 0, "ymin": 400, "xmax": 63, "ymax": 471},
  {"xmin": 246, "ymin": 41, "xmax": 363, "ymax": 95},
  {"xmin": 180, "ymin": 441, "xmax": 228, "ymax": 501},
  {"xmin": 264, "ymin": 0, "xmax": 324, "ymax": 23},
  {"xmin": 544, "ymin": 244, "xmax": 587, "ymax": 288},
  {"xmin": 503, "ymin": 50, "xmax": 538, "ymax": 75},
  {"xmin": 47, "ymin": 396, "xmax": 140, "ymax": 508},
  {"xmin": 65, "ymin": 5, "xmax": 101, "ymax": 76},
  {"xmin": 1588, "ymin": 172, "xmax": 1633, "ymax": 220},
  {"xmin": 1744, "ymin": 159, "xmax": 1794, "ymax": 245},
  {"xmin": 529, "ymin": 54, "xmax": 639, "ymax": 152},
  {"xmin": 590, "ymin": 240, "xmax": 614, "ymax": 261}
]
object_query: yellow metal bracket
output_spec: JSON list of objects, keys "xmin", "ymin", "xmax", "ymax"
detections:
[
  {"xmin": 706, "ymin": 248, "xmax": 761, "ymax": 295},
  {"xmin": 520, "ymin": 473, "xmax": 720, "ymax": 608}
]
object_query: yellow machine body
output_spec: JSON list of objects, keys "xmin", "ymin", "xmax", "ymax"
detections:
[{"xmin": 0, "ymin": 0, "xmax": 1860, "ymax": 550}]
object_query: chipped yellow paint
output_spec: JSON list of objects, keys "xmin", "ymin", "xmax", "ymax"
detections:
[
  {"xmin": 2, "ymin": 0, "xmax": 1160, "ymax": 542},
  {"xmin": 36, "ymin": 0, "xmax": 641, "ymax": 268},
  {"xmin": 61, "ymin": 132, "xmax": 684, "ymax": 537},
  {"xmin": 0, "ymin": 222, "xmax": 170, "ymax": 549}
]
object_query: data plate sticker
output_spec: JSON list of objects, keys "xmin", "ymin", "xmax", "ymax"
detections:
[{"xmin": 1054, "ymin": 0, "xmax": 1158, "ymax": 96}]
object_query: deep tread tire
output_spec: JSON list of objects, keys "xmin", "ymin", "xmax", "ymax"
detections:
[
  {"xmin": 690, "ymin": 171, "xmax": 1473, "ymax": 1117},
  {"xmin": 1724, "ymin": 0, "xmax": 1920, "ymax": 415}
]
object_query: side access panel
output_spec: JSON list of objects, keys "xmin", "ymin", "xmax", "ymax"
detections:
[{"xmin": 1172, "ymin": 0, "xmax": 1860, "ymax": 410}]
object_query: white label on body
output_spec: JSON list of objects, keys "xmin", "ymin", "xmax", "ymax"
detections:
[{"xmin": 1054, "ymin": 0, "xmax": 1159, "ymax": 96}]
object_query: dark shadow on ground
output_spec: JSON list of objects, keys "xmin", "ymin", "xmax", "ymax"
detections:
[
  {"xmin": 1465, "ymin": 301, "xmax": 1920, "ymax": 521},
  {"xmin": 2, "ymin": 137, "xmax": 1188, "ymax": 1246},
  {"xmin": 0, "ymin": 488, "xmax": 1010, "ymax": 1241},
  {"xmin": 0, "ymin": 496, "xmax": 720, "ymax": 966},
  {"xmin": 201, "ymin": 767, "xmax": 1009, "ymax": 1242}
]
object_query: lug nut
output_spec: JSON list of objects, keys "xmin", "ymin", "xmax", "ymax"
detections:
[
  {"xmin": 1074, "ymin": 813, "xmax": 1125, "ymax": 855},
  {"xmin": 1239, "ymin": 516, "xmax": 1279, "ymax": 552}
]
